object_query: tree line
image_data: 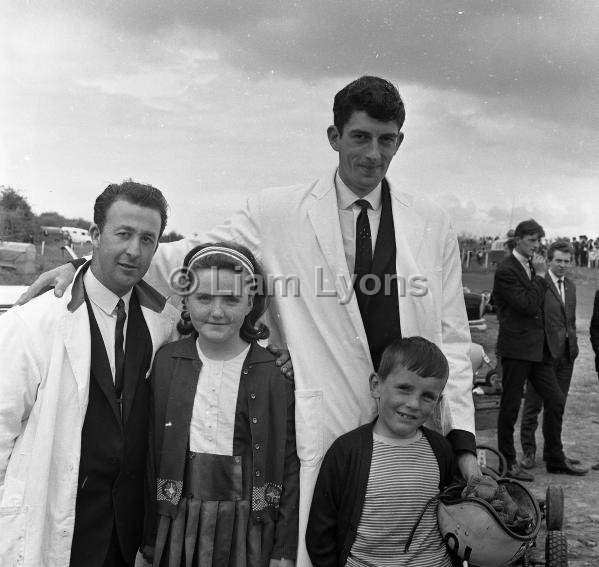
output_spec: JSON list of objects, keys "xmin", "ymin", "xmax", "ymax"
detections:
[{"xmin": 0, "ymin": 186, "xmax": 183, "ymax": 243}]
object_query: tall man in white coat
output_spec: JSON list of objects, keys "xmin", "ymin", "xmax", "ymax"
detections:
[
  {"xmin": 0, "ymin": 183, "xmax": 180, "ymax": 567},
  {"xmin": 21, "ymin": 76, "xmax": 478, "ymax": 564}
]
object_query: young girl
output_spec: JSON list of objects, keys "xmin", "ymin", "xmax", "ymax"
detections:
[{"xmin": 146, "ymin": 242, "xmax": 299, "ymax": 567}]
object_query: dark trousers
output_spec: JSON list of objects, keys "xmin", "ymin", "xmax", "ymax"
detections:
[
  {"xmin": 103, "ymin": 528, "xmax": 133, "ymax": 567},
  {"xmin": 71, "ymin": 527, "xmax": 131, "ymax": 567},
  {"xmin": 520, "ymin": 354, "xmax": 574, "ymax": 459},
  {"xmin": 498, "ymin": 356, "xmax": 566, "ymax": 465}
]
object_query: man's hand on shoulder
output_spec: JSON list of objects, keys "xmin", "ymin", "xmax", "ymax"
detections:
[
  {"xmin": 266, "ymin": 345, "xmax": 294, "ymax": 380},
  {"xmin": 16, "ymin": 263, "xmax": 77, "ymax": 305}
]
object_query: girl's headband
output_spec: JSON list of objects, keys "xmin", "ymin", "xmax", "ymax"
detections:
[{"xmin": 187, "ymin": 246, "xmax": 256, "ymax": 279}]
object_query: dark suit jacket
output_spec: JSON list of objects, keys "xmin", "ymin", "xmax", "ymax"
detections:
[
  {"xmin": 71, "ymin": 291, "xmax": 153, "ymax": 567},
  {"xmin": 544, "ymin": 272, "xmax": 578, "ymax": 362},
  {"xmin": 493, "ymin": 254, "xmax": 548, "ymax": 362},
  {"xmin": 589, "ymin": 290, "xmax": 599, "ymax": 371}
]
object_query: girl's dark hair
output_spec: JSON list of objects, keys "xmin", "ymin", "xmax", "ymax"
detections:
[
  {"xmin": 177, "ymin": 242, "xmax": 270, "ymax": 342},
  {"xmin": 377, "ymin": 336, "xmax": 449, "ymax": 381}
]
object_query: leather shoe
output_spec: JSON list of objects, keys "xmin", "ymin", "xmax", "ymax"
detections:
[
  {"xmin": 520, "ymin": 453, "xmax": 535, "ymax": 469},
  {"xmin": 546, "ymin": 459, "xmax": 589, "ymax": 476},
  {"xmin": 591, "ymin": 462, "xmax": 599, "ymax": 471},
  {"xmin": 506, "ymin": 463, "xmax": 534, "ymax": 482}
]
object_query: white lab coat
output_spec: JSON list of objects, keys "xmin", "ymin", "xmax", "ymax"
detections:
[
  {"xmin": 0, "ymin": 271, "xmax": 179, "ymax": 567},
  {"xmin": 145, "ymin": 170, "xmax": 474, "ymax": 565}
]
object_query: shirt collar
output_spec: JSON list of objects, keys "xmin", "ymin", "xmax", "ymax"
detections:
[
  {"xmin": 548, "ymin": 269, "xmax": 562, "ymax": 286},
  {"xmin": 335, "ymin": 170, "xmax": 382, "ymax": 211},
  {"xmin": 195, "ymin": 338, "xmax": 251, "ymax": 364},
  {"xmin": 84, "ymin": 268, "xmax": 132, "ymax": 316},
  {"xmin": 512, "ymin": 249, "xmax": 530, "ymax": 268}
]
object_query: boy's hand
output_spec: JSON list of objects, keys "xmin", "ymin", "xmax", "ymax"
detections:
[
  {"xmin": 269, "ymin": 559, "xmax": 294, "ymax": 567},
  {"xmin": 457, "ymin": 451, "xmax": 481, "ymax": 482},
  {"xmin": 267, "ymin": 345, "xmax": 294, "ymax": 379},
  {"xmin": 16, "ymin": 263, "xmax": 76, "ymax": 305}
]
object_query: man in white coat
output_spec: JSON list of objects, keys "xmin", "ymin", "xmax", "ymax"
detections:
[
  {"xmin": 0, "ymin": 183, "xmax": 180, "ymax": 566},
  {"xmin": 21, "ymin": 76, "xmax": 477, "ymax": 565}
]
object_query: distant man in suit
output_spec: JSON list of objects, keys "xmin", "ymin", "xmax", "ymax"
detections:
[
  {"xmin": 589, "ymin": 288, "xmax": 599, "ymax": 470},
  {"xmin": 493, "ymin": 219, "xmax": 584, "ymax": 481},
  {"xmin": 0, "ymin": 182, "xmax": 180, "ymax": 566},
  {"xmin": 519, "ymin": 241, "xmax": 587, "ymax": 473}
]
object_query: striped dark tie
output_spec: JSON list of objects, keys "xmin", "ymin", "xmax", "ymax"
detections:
[{"xmin": 114, "ymin": 298, "xmax": 126, "ymax": 411}]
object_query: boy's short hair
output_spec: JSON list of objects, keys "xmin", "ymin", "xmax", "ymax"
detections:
[
  {"xmin": 377, "ymin": 336, "xmax": 449, "ymax": 381},
  {"xmin": 547, "ymin": 239, "xmax": 573, "ymax": 260}
]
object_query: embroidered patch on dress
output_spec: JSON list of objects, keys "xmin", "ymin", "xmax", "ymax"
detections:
[
  {"xmin": 252, "ymin": 482, "xmax": 282, "ymax": 510},
  {"xmin": 157, "ymin": 478, "xmax": 183, "ymax": 505}
]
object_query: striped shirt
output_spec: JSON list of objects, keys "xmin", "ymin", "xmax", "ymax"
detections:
[{"xmin": 346, "ymin": 431, "xmax": 451, "ymax": 567}]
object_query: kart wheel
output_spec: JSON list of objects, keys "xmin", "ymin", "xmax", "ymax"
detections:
[
  {"xmin": 546, "ymin": 485, "xmax": 564, "ymax": 531},
  {"xmin": 545, "ymin": 530, "xmax": 568, "ymax": 567},
  {"xmin": 485, "ymin": 369, "xmax": 500, "ymax": 390}
]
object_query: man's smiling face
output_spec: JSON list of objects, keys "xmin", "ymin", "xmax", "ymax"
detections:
[
  {"xmin": 327, "ymin": 110, "xmax": 403, "ymax": 197},
  {"xmin": 90, "ymin": 198, "xmax": 161, "ymax": 297}
]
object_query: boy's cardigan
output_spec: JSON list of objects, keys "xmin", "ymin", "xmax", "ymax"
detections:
[{"xmin": 306, "ymin": 421, "xmax": 456, "ymax": 567}]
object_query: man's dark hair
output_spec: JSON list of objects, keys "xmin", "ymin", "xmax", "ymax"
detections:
[
  {"xmin": 547, "ymin": 240, "xmax": 573, "ymax": 261},
  {"xmin": 333, "ymin": 76, "xmax": 406, "ymax": 134},
  {"xmin": 377, "ymin": 336, "xmax": 449, "ymax": 381},
  {"xmin": 514, "ymin": 219, "xmax": 545, "ymax": 239},
  {"xmin": 94, "ymin": 181, "xmax": 169, "ymax": 237}
]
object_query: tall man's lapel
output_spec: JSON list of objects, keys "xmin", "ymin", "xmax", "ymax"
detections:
[
  {"xmin": 307, "ymin": 174, "xmax": 370, "ymax": 361},
  {"xmin": 388, "ymin": 184, "xmax": 436, "ymax": 339}
]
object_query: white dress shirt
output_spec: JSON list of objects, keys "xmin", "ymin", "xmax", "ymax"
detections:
[
  {"xmin": 189, "ymin": 341, "xmax": 251, "ymax": 455},
  {"xmin": 83, "ymin": 268, "xmax": 131, "ymax": 381},
  {"xmin": 335, "ymin": 171, "xmax": 382, "ymax": 274},
  {"xmin": 512, "ymin": 249, "xmax": 532, "ymax": 279},
  {"xmin": 548, "ymin": 269, "xmax": 565, "ymax": 303}
]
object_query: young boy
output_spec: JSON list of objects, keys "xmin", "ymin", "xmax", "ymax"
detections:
[{"xmin": 306, "ymin": 337, "xmax": 456, "ymax": 567}]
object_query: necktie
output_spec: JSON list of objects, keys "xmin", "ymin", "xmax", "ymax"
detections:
[
  {"xmin": 114, "ymin": 299, "xmax": 126, "ymax": 407},
  {"xmin": 557, "ymin": 278, "xmax": 564, "ymax": 302},
  {"xmin": 354, "ymin": 199, "xmax": 372, "ymax": 315},
  {"xmin": 528, "ymin": 259, "xmax": 535, "ymax": 280}
]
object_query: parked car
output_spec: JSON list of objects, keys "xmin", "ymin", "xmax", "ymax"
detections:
[
  {"xmin": 61, "ymin": 226, "xmax": 92, "ymax": 244},
  {"xmin": 463, "ymin": 287, "xmax": 492, "ymax": 331}
]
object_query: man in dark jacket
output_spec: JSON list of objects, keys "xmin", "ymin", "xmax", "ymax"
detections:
[
  {"xmin": 590, "ymin": 289, "xmax": 599, "ymax": 470},
  {"xmin": 519, "ymin": 241, "xmax": 587, "ymax": 473},
  {"xmin": 493, "ymin": 219, "xmax": 584, "ymax": 481}
]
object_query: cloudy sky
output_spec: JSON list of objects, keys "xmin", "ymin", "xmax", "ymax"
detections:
[{"xmin": 1, "ymin": 1, "xmax": 598, "ymax": 238}]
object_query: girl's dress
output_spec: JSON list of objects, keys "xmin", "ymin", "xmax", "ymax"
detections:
[{"xmin": 145, "ymin": 336, "xmax": 299, "ymax": 567}]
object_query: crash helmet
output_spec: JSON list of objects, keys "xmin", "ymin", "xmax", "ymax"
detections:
[{"xmin": 437, "ymin": 478, "xmax": 540, "ymax": 567}]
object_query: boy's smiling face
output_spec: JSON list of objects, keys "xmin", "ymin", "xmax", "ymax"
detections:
[{"xmin": 370, "ymin": 365, "xmax": 446, "ymax": 440}]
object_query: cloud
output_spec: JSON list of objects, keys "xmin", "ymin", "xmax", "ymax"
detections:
[
  {"xmin": 2, "ymin": 1, "xmax": 598, "ymax": 238},
  {"xmin": 18, "ymin": 0, "xmax": 596, "ymax": 126}
]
